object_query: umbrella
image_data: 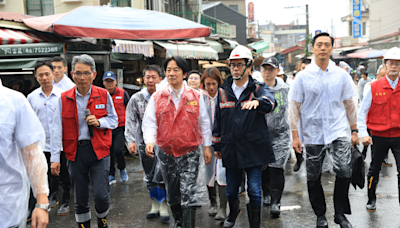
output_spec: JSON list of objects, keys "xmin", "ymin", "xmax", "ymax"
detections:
[
  {"xmin": 347, "ymin": 49, "xmax": 386, "ymax": 59},
  {"xmin": 22, "ymin": 6, "xmax": 210, "ymax": 40}
]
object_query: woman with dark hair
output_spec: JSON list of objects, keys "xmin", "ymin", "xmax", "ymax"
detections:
[
  {"xmin": 187, "ymin": 70, "xmax": 202, "ymax": 90},
  {"xmin": 200, "ymin": 67, "xmax": 227, "ymax": 221}
]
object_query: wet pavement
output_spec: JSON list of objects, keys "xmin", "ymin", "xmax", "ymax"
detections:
[{"xmin": 28, "ymin": 148, "xmax": 400, "ymax": 228}]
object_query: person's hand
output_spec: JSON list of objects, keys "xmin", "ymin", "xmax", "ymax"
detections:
[
  {"xmin": 292, "ymin": 137, "xmax": 303, "ymax": 154},
  {"xmin": 51, "ymin": 162, "xmax": 61, "ymax": 176},
  {"xmin": 361, "ymin": 136, "xmax": 373, "ymax": 146},
  {"xmin": 241, "ymin": 100, "xmax": 259, "ymax": 110},
  {"xmin": 31, "ymin": 208, "xmax": 49, "ymax": 228},
  {"xmin": 145, "ymin": 143, "xmax": 154, "ymax": 158},
  {"xmin": 204, "ymin": 147, "xmax": 212, "ymax": 165},
  {"xmin": 129, "ymin": 142, "xmax": 137, "ymax": 154},
  {"xmin": 84, "ymin": 115, "xmax": 100, "ymax": 127},
  {"xmin": 214, "ymin": 151, "xmax": 222, "ymax": 159},
  {"xmin": 351, "ymin": 132, "xmax": 360, "ymax": 147}
]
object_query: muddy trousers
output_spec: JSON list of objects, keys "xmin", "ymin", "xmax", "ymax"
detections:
[{"xmin": 305, "ymin": 139, "xmax": 352, "ymax": 216}]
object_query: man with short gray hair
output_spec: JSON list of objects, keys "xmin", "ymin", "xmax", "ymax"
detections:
[{"xmin": 51, "ymin": 54, "xmax": 118, "ymax": 228}]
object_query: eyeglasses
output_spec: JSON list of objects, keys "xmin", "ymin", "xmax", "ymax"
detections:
[
  {"xmin": 229, "ymin": 63, "xmax": 246, "ymax": 69},
  {"xmin": 73, "ymin": 72, "xmax": 92, "ymax": 77},
  {"xmin": 386, "ymin": 62, "xmax": 400, "ymax": 67}
]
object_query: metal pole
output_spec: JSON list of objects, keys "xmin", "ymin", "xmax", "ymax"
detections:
[{"xmin": 306, "ymin": 4, "xmax": 309, "ymax": 39}]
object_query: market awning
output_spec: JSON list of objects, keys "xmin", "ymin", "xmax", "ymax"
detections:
[
  {"xmin": 0, "ymin": 57, "xmax": 51, "ymax": 70},
  {"xmin": 223, "ymin": 39, "xmax": 239, "ymax": 49},
  {"xmin": 347, "ymin": 49, "xmax": 386, "ymax": 59},
  {"xmin": 204, "ymin": 39, "xmax": 224, "ymax": 53},
  {"xmin": 248, "ymin": 41, "xmax": 269, "ymax": 54},
  {"xmin": 0, "ymin": 43, "xmax": 64, "ymax": 57},
  {"xmin": 0, "ymin": 28, "xmax": 66, "ymax": 45},
  {"xmin": 199, "ymin": 60, "xmax": 227, "ymax": 68},
  {"xmin": 154, "ymin": 41, "xmax": 219, "ymax": 60},
  {"xmin": 112, "ymin": 40, "xmax": 154, "ymax": 58}
]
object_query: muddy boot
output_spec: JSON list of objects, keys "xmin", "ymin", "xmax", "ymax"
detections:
[
  {"xmin": 171, "ymin": 204, "xmax": 183, "ymax": 228},
  {"xmin": 224, "ymin": 199, "xmax": 241, "ymax": 228},
  {"xmin": 208, "ymin": 186, "xmax": 217, "ymax": 216},
  {"xmin": 270, "ymin": 189, "xmax": 282, "ymax": 218},
  {"xmin": 366, "ymin": 176, "xmax": 378, "ymax": 211},
  {"xmin": 215, "ymin": 185, "xmax": 227, "ymax": 221},
  {"xmin": 247, "ymin": 204, "xmax": 261, "ymax": 228},
  {"xmin": 182, "ymin": 207, "xmax": 196, "ymax": 228},
  {"xmin": 293, "ymin": 152, "xmax": 304, "ymax": 172}
]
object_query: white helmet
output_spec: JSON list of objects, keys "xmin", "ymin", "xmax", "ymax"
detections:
[
  {"xmin": 383, "ymin": 47, "xmax": 400, "ymax": 61},
  {"xmin": 228, "ymin": 45, "xmax": 254, "ymax": 64}
]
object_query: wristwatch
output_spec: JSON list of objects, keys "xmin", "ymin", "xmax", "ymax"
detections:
[
  {"xmin": 351, "ymin": 129, "xmax": 359, "ymax": 133},
  {"xmin": 35, "ymin": 203, "xmax": 51, "ymax": 212}
]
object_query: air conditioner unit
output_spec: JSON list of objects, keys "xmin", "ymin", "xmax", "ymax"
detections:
[
  {"xmin": 0, "ymin": 0, "xmax": 6, "ymax": 5},
  {"xmin": 62, "ymin": 0, "xmax": 82, "ymax": 2}
]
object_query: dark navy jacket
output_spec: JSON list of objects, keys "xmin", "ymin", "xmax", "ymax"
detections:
[{"xmin": 212, "ymin": 76, "xmax": 277, "ymax": 169}]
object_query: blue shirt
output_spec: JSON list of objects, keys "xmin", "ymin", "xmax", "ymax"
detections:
[
  {"xmin": 290, "ymin": 60, "xmax": 355, "ymax": 145},
  {"xmin": 27, "ymin": 86, "xmax": 63, "ymax": 152},
  {"xmin": 358, "ymin": 76, "xmax": 399, "ymax": 138},
  {"xmin": 0, "ymin": 79, "xmax": 45, "ymax": 228},
  {"xmin": 51, "ymin": 85, "xmax": 118, "ymax": 163},
  {"xmin": 53, "ymin": 74, "xmax": 75, "ymax": 92}
]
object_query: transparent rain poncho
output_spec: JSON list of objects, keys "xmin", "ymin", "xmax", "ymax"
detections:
[
  {"xmin": 265, "ymin": 77, "xmax": 292, "ymax": 169},
  {"xmin": 289, "ymin": 60, "xmax": 357, "ymax": 174},
  {"xmin": 0, "ymin": 82, "xmax": 49, "ymax": 228},
  {"xmin": 142, "ymin": 81, "xmax": 210, "ymax": 207}
]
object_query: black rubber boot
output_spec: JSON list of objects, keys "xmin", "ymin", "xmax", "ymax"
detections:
[
  {"xmin": 224, "ymin": 199, "xmax": 241, "ymax": 228},
  {"xmin": 247, "ymin": 204, "xmax": 261, "ymax": 228},
  {"xmin": 366, "ymin": 176, "xmax": 378, "ymax": 211},
  {"xmin": 171, "ymin": 204, "xmax": 183, "ymax": 228},
  {"xmin": 270, "ymin": 189, "xmax": 282, "ymax": 218},
  {"xmin": 262, "ymin": 168, "xmax": 271, "ymax": 206},
  {"xmin": 293, "ymin": 152, "xmax": 304, "ymax": 172},
  {"xmin": 263, "ymin": 188, "xmax": 271, "ymax": 206},
  {"xmin": 208, "ymin": 186, "xmax": 217, "ymax": 216},
  {"xmin": 77, "ymin": 220, "xmax": 90, "ymax": 228},
  {"xmin": 182, "ymin": 207, "xmax": 196, "ymax": 228},
  {"xmin": 97, "ymin": 217, "xmax": 108, "ymax": 228}
]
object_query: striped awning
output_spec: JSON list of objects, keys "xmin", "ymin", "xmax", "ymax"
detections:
[
  {"xmin": 154, "ymin": 41, "xmax": 218, "ymax": 60},
  {"xmin": 112, "ymin": 40, "xmax": 154, "ymax": 58},
  {"xmin": 0, "ymin": 28, "xmax": 66, "ymax": 45}
]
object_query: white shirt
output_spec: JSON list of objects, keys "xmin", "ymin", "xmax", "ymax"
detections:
[
  {"xmin": 0, "ymin": 79, "xmax": 45, "ymax": 228},
  {"xmin": 142, "ymin": 83, "xmax": 211, "ymax": 147},
  {"xmin": 290, "ymin": 60, "xmax": 355, "ymax": 145},
  {"xmin": 53, "ymin": 74, "xmax": 75, "ymax": 91},
  {"xmin": 358, "ymin": 76, "xmax": 399, "ymax": 138},
  {"xmin": 27, "ymin": 86, "xmax": 63, "ymax": 152},
  {"xmin": 231, "ymin": 79, "xmax": 249, "ymax": 100}
]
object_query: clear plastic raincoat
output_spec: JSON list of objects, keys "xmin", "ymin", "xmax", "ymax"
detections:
[{"xmin": 0, "ymin": 80, "xmax": 49, "ymax": 228}]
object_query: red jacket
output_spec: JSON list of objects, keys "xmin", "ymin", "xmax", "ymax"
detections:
[
  {"xmin": 61, "ymin": 86, "xmax": 112, "ymax": 161},
  {"xmin": 111, "ymin": 87, "xmax": 126, "ymax": 127},
  {"xmin": 154, "ymin": 85, "xmax": 202, "ymax": 157},
  {"xmin": 367, "ymin": 77, "xmax": 400, "ymax": 138}
]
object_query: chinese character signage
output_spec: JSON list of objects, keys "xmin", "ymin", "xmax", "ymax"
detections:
[
  {"xmin": 248, "ymin": 2, "xmax": 254, "ymax": 23},
  {"xmin": 0, "ymin": 43, "xmax": 63, "ymax": 56},
  {"xmin": 352, "ymin": 0, "xmax": 362, "ymax": 38}
]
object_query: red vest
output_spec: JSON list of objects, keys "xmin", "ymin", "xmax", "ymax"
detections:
[
  {"xmin": 154, "ymin": 85, "xmax": 202, "ymax": 157},
  {"xmin": 367, "ymin": 77, "xmax": 400, "ymax": 138},
  {"xmin": 111, "ymin": 87, "xmax": 126, "ymax": 127},
  {"xmin": 61, "ymin": 86, "xmax": 112, "ymax": 161}
]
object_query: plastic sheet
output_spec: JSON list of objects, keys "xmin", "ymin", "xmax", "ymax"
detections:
[
  {"xmin": 157, "ymin": 147, "xmax": 208, "ymax": 207},
  {"xmin": 266, "ymin": 77, "xmax": 292, "ymax": 168},
  {"xmin": 343, "ymin": 98, "xmax": 357, "ymax": 127},
  {"xmin": 305, "ymin": 137, "xmax": 352, "ymax": 181},
  {"xmin": 289, "ymin": 100, "xmax": 301, "ymax": 132},
  {"xmin": 138, "ymin": 145, "xmax": 164, "ymax": 188}
]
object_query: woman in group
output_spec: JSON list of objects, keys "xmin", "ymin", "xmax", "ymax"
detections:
[
  {"xmin": 187, "ymin": 70, "xmax": 202, "ymax": 90},
  {"xmin": 201, "ymin": 67, "xmax": 227, "ymax": 221}
]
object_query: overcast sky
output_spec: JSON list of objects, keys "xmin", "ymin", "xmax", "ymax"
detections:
[{"xmin": 246, "ymin": 0, "xmax": 350, "ymax": 38}]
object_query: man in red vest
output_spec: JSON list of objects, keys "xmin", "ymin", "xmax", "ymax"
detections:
[
  {"xmin": 51, "ymin": 54, "xmax": 118, "ymax": 228},
  {"xmin": 142, "ymin": 56, "xmax": 212, "ymax": 228},
  {"xmin": 103, "ymin": 71, "xmax": 130, "ymax": 185},
  {"xmin": 358, "ymin": 47, "xmax": 400, "ymax": 212}
]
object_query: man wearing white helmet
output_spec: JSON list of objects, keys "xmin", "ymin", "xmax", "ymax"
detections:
[
  {"xmin": 358, "ymin": 46, "xmax": 400, "ymax": 212},
  {"xmin": 212, "ymin": 45, "xmax": 276, "ymax": 228}
]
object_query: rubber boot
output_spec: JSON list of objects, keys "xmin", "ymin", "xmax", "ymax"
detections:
[
  {"xmin": 262, "ymin": 168, "xmax": 271, "ymax": 206},
  {"xmin": 366, "ymin": 176, "xmax": 378, "ymax": 211},
  {"xmin": 77, "ymin": 220, "xmax": 90, "ymax": 228},
  {"xmin": 215, "ymin": 185, "xmax": 227, "ymax": 221},
  {"xmin": 147, "ymin": 187, "xmax": 160, "ymax": 219},
  {"xmin": 158, "ymin": 188, "xmax": 170, "ymax": 222},
  {"xmin": 224, "ymin": 199, "xmax": 241, "ymax": 228},
  {"xmin": 208, "ymin": 186, "xmax": 217, "ymax": 216},
  {"xmin": 171, "ymin": 204, "xmax": 183, "ymax": 228},
  {"xmin": 293, "ymin": 152, "xmax": 304, "ymax": 172},
  {"xmin": 97, "ymin": 217, "xmax": 108, "ymax": 228},
  {"xmin": 262, "ymin": 187, "xmax": 271, "ymax": 206},
  {"xmin": 182, "ymin": 207, "xmax": 196, "ymax": 228},
  {"xmin": 247, "ymin": 204, "xmax": 261, "ymax": 228},
  {"xmin": 270, "ymin": 189, "xmax": 282, "ymax": 218}
]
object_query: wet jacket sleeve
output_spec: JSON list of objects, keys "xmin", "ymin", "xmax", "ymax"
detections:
[
  {"xmin": 125, "ymin": 96, "xmax": 139, "ymax": 146},
  {"xmin": 254, "ymin": 84, "xmax": 277, "ymax": 114},
  {"xmin": 211, "ymin": 92, "xmax": 222, "ymax": 152}
]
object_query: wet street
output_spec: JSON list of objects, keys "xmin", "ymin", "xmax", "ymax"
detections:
[{"xmin": 29, "ymin": 148, "xmax": 400, "ymax": 228}]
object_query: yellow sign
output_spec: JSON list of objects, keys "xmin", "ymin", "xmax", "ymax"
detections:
[{"xmin": 187, "ymin": 101, "xmax": 198, "ymax": 106}]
